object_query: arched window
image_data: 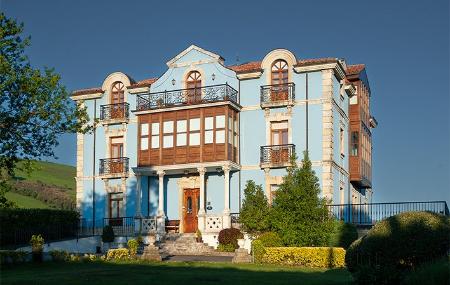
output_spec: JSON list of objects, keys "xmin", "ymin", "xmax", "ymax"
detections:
[
  {"xmin": 270, "ymin": 60, "xmax": 289, "ymax": 101},
  {"xmin": 110, "ymin": 82, "xmax": 125, "ymax": 118},
  {"xmin": 186, "ymin": 71, "xmax": 202, "ymax": 103},
  {"xmin": 271, "ymin": 60, "xmax": 288, "ymax": 85}
]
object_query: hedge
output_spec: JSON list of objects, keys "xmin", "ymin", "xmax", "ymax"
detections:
[
  {"xmin": 12, "ymin": 181, "xmax": 75, "ymax": 210},
  {"xmin": 106, "ymin": 248, "xmax": 130, "ymax": 261},
  {"xmin": 0, "ymin": 208, "xmax": 79, "ymax": 246},
  {"xmin": 262, "ymin": 247, "xmax": 346, "ymax": 268}
]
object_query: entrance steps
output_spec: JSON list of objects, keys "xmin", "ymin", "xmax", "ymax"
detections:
[{"xmin": 159, "ymin": 233, "xmax": 232, "ymax": 256}]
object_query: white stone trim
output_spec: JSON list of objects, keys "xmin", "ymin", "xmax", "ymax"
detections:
[
  {"xmin": 321, "ymin": 69, "xmax": 334, "ymax": 202},
  {"xmin": 294, "ymin": 62, "xmax": 346, "ymax": 80},
  {"xmin": 236, "ymin": 71, "xmax": 262, "ymax": 80},
  {"xmin": 127, "ymin": 87, "xmax": 150, "ymax": 94},
  {"xmin": 261, "ymin": 49, "xmax": 297, "ymax": 84},
  {"xmin": 70, "ymin": 92, "xmax": 103, "ymax": 101},
  {"xmin": 101, "ymin": 72, "xmax": 132, "ymax": 91},
  {"xmin": 166, "ymin": 45, "xmax": 224, "ymax": 68}
]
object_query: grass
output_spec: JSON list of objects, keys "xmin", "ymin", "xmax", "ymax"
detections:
[
  {"xmin": 13, "ymin": 160, "xmax": 76, "ymax": 191},
  {"xmin": 0, "ymin": 261, "xmax": 352, "ymax": 285},
  {"xmin": 4, "ymin": 192, "xmax": 51, "ymax": 209}
]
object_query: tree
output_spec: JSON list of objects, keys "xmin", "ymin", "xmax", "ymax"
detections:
[
  {"xmin": 0, "ymin": 13, "xmax": 90, "ymax": 207},
  {"xmin": 239, "ymin": 180, "xmax": 271, "ymax": 236},
  {"xmin": 271, "ymin": 151, "xmax": 334, "ymax": 246}
]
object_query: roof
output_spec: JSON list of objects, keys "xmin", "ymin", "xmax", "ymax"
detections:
[
  {"xmin": 72, "ymin": 77, "xmax": 158, "ymax": 96},
  {"xmin": 71, "ymin": 87, "xmax": 103, "ymax": 96},
  {"xmin": 346, "ymin": 64, "xmax": 365, "ymax": 76},
  {"xmin": 128, "ymin": 77, "xmax": 158, "ymax": 88}
]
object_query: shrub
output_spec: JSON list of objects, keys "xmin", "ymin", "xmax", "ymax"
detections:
[
  {"xmin": 106, "ymin": 248, "xmax": 130, "ymax": 261},
  {"xmin": 0, "ymin": 250, "xmax": 27, "ymax": 264},
  {"xmin": 402, "ymin": 257, "xmax": 450, "ymax": 285},
  {"xmin": 30, "ymin": 234, "xmax": 44, "ymax": 252},
  {"xmin": 239, "ymin": 180, "xmax": 271, "ymax": 235},
  {"xmin": 329, "ymin": 220, "xmax": 358, "ymax": 249},
  {"xmin": 0, "ymin": 208, "xmax": 79, "ymax": 246},
  {"xmin": 49, "ymin": 250, "xmax": 70, "ymax": 262},
  {"xmin": 218, "ymin": 228, "xmax": 243, "ymax": 249},
  {"xmin": 263, "ymin": 247, "xmax": 345, "ymax": 268},
  {"xmin": 127, "ymin": 239, "xmax": 138, "ymax": 257},
  {"xmin": 345, "ymin": 211, "xmax": 450, "ymax": 285},
  {"xmin": 102, "ymin": 225, "xmax": 115, "ymax": 243},
  {"xmin": 251, "ymin": 239, "xmax": 265, "ymax": 263},
  {"xmin": 258, "ymin": 232, "xmax": 283, "ymax": 247},
  {"xmin": 217, "ymin": 243, "xmax": 236, "ymax": 252}
]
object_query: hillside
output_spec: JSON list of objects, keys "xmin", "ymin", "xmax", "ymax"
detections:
[{"xmin": 8, "ymin": 160, "xmax": 76, "ymax": 209}]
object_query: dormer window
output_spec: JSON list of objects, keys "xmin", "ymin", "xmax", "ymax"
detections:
[{"xmin": 186, "ymin": 71, "xmax": 202, "ymax": 104}]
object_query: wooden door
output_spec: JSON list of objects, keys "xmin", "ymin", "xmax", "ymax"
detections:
[
  {"xmin": 271, "ymin": 60, "xmax": 289, "ymax": 101},
  {"xmin": 183, "ymin": 188, "xmax": 200, "ymax": 233},
  {"xmin": 271, "ymin": 128, "xmax": 289, "ymax": 164},
  {"xmin": 110, "ymin": 137, "xmax": 124, "ymax": 173},
  {"xmin": 186, "ymin": 71, "xmax": 202, "ymax": 104},
  {"xmin": 111, "ymin": 82, "xmax": 125, "ymax": 118}
]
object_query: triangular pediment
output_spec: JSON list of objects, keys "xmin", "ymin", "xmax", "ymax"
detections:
[{"xmin": 166, "ymin": 45, "xmax": 224, "ymax": 67}]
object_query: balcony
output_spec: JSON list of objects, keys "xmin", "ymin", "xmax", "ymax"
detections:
[
  {"xmin": 135, "ymin": 84, "xmax": 238, "ymax": 111},
  {"xmin": 99, "ymin": 157, "xmax": 129, "ymax": 176},
  {"xmin": 260, "ymin": 144, "xmax": 295, "ymax": 168},
  {"xmin": 260, "ymin": 83, "xmax": 295, "ymax": 108},
  {"xmin": 100, "ymin": 103, "xmax": 129, "ymax": 122}
]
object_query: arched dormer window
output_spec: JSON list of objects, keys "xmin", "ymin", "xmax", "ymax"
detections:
[
  {"xmin": 110, "ymin": 81, "xmax": 125, "ymax": 118},
  {"xmin": 270, "ymin": 60, "xmax": 289, "ymax": 101},
  {"xmin": 186, "ymin": 71, "xmax": 202, "ymax": 104}
]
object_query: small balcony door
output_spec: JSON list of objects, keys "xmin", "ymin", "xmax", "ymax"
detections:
[
  {"xmin": 110, "ymin": 137, "xmax": 124, "ymax": 173},
  {"xmin": 109, "ymin": 192, "xmax": 123, "ymax": 225},
  {"xmin": 111, "ymin": 81, "xmax": 125, "ymax": 119},
  {"xmin": 271, "ymin": 60, "xmax": 289, "ymax": 101},
  {"xmin": 271, "ymin": 121, "xmax": 289, "ymax": 164},
  {"xmin": 186, "ymin": 71, "xmax": 202, "ymax": 104},
  {"xmin": 183, "ymin": 188, "xmax": 200, "ymax": 233}
]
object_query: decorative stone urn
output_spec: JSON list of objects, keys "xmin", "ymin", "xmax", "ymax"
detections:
[
  {"xmin": 237, "ymin": 239, "xmax": 245, "ymax": 249},
  {"xmin": 232, "ymin": 238, "xmax": 252, "ymax": 263},
  {"xmin": 141, "ymin": 234, "xmax": 161, "ymax": 261}
]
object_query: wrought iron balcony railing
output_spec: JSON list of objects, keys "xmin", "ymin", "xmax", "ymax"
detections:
[
  {"xmin": 260, "ymin": 83, "xmax": 295, "ymax": 107},
  {"xmin": 99, "ymin": 157, "xmax": 129, "ymax": 175},
  {"xmin": 136, "ymin": 84, "xmax": 238, "ymax": 111},
  {"xmin": 100, "ymin": 103, "xmax": 130, "ymax": 121},
  {"xmin": 260, "ymin": 144, "xmax": 295, "ymax": 166}
]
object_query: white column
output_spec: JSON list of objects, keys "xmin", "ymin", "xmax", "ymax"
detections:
[
  {"xmin": 135, "ymin": 174, "xmax": 142, "ymax": 217},
  {"xmin": 157, "ymin": 170, "xmax": 165, "ymax": 235},
  {"xmin": 197, "ymin": 167, "xmax": 206, "ymax": 232},
  {"xmin": 222, "ymin": 165, "xmax": 231, "ymax": 228}
]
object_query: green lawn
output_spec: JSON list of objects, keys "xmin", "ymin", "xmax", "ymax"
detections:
[
  {"xmin": 0, "ymin": 261, "xmax": 352, "ymax": 285},
  {"xmin": 4, "ymin": 192, "xmax": 51, "ymax": 209},
  {"xmin": 14, "ymin": 160, "xmax": 76, "ymax": 191}
]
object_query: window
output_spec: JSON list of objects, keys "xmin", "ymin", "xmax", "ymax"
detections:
[
  {"xmin": 151, "ymin": 122, "xmax": 160, "ymax": 149},
  {"xmin": 271, "ymin": 60, "xmax": 288, "ymax": 85},
  {"xmin": 228, "ymin": 116, "xmax": 233, "ymax": 144},
  {"xmin": 351, "ymin": 131, "xmax": 359, "ymax": 156},
  {"xmin": 110, "ymin": 137, "xmax": 123, "ymax": 158},
  {"xmin": 176, "ymin": 120, "xmax": 187, "ymax": 146},
  {"xmin": 109, "ymin": 192, "xmax": 123, "ymax": 218},
  {"xmin": 340, "ymin": 128, "xmax": 345, "ymax": 156},
  {"xmin": 140, "ymin": 124, "xmax": 149, "ymax": 150},
  {"xmin": 186, "ymin": 71, "xmax": 202, "ymax": 103},
  {"xmin": 215, "ymin": 115, "xmax": 225, "ymax": 143},
  {"xmin": 111, "ymin": 82, "xmax": 125, "ymax": 104},
  {"xmin": 271, "ymin": 121, "xmax": 288, "ymax": 145},
  {"xmin": 163, "ymin": 121, "xmax": 174, "ymax": 148},
  {"xmin": 204, "ymin": 117, "xmax": 214, "ymax": 144},
  {"xmin": 234, "ymin": 117, "xmax": 238, "ymax": 146},
  {"xmin": 189, "ymin": 118, "xmax": 200, "ymax": 146}
]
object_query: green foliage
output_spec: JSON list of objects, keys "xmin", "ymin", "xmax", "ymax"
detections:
[
  {"xmin": 218, "ymin": 228, "xmax": 243, "ymax": 249},
  {"xmin": 49, "ymin": 250, "xmax": 70, "ymax": 262},
  {"xmin": 251, "ymin": 239, "xmax": 266, "ymax": 263},
  {"xmin": 329, "ymin": 220, "xmax": 358, "ymax": 249},
  {"xmin": 102, "ymin": 225, "xmax": 115, "ymax": 243},
  {"xmin": 4, "ymin": 191, "xmax": 50, "ymax": 209},
  {"xmin": 263, "ymin": 247, "xmax": 346, "ymax": 268},
  {"xmin": 30, "ymin": 234, "xmax": 44, "ymax": 252},
  {"xmin": 10, "ymin": 181, "xmax": 75, "ymax": 209},
  {"xmin": 0, "ymin": 208, "xmax": 79, "ymax": 246},
  {"xmin": 0, "ymin": 13, "xmax": 90, "ymax": 207},
  {"xmin": 257, "ymin": 232, "xmax": 283, "ymax": 247},
  {"xmin": 239, "ymin": 180, "xmax": 271, "ymax": 236},
  {"xmin": 217, "ymin": 243, "xmax": 236, "ymax": 252},
  {"xmin": 402, "ymin": 257, "xmax": 450, "ymax": 285},
  {"xmin": 271, "ymin": 151, "xmax": 334, "ymax": 247},
  {"xmin": 105, "ymin": 248, "xmax": 130, "ymax": 261},
  {"xmin": 196, "ymin": 229, "xmax": 202, "ymax": 239},
  {"xmin": 345, "ymin": 211, "xmax": 450, "ymax": 285},
  {"xmin": 0, "ymin": 250, "xmax": 27, "ymax": 264},
  {"xmin": 127, "ymin": 239, "xmax": 138, "ymax": 257}
]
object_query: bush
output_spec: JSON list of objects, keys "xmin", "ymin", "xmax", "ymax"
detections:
[
  {"xmin": 258, "ymin": 232, "xmax": 283, "ymax": 247},
  {"xmin": 218, "ymin": 228, "xmax": 243, "ymax": 249},
  {"xmin": 49, "ymin": 250, "xmax": 70, "ymax": 262},
  {"xmin": 12, "ymin": 181, "xmax": 75, "ymax": 210},
  {"xmin": 0, "ymin": 208, "xmax": 79, "ymax": 246},
  {"xmin": 252, "ymin": 239, "xmax": 265, "ymax": 263},
  {"xmin": 30, "ymin": 234, "xmax": 44, "ymax": 252},
  {"xmin": 345, "ymin": 211, "xmax": 450, "ymax": 285},
  {"xmin": 217, "ymin": 243, "xmax": 236, "ymax": 252},
  {"xmin": 127, "ymin": 239, "xmax": 138, "ymax": 257},
  {"xmin": 102, "ymin": 225, "xmax": 115, "ymax": 243},
  {"xmin": 263, "ymin": 247, "xmax": 345, "ymax": 268},
  {"xmin": 329, "ymin": 220, "xmax": 358, "ymax": 249},
  {"xmin": 105, "ymin": 248, "xmax": 130, "ymax": 261},
  {"xmin": 239, "ymin": 180, "xmax": 271, "ymax": 235},
  {"xmin": 402, "ymin": 257, "xmax": 450, "ymax": 285},
  {"xmin": 0, "ymin": 250, "xmax": 27, "ymax": 264}
]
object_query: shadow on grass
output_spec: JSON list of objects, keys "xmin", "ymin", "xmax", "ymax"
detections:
[{"xmin": 1, "ymin": 261, "xmax": 352, "ymax": 285}]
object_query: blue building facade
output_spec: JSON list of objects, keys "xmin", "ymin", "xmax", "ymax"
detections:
[{"xmin": 72, "ymin": 45, "xmax": 374, "ymax": 243}]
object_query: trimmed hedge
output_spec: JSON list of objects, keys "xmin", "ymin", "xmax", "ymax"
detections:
[
  {"xmin": 329, "ymin": 220, "xmax": 358, "ymax": 249},
  {"xmin": 263, "ymin": 247, "xmax": 346, "ymax": 268},
  {"xmin": 346, "ymin": 211, "xmax": 450, "ymax": 285},
  {"xmin": 0, "ymin": 208, "xmax": 79, "ymax": 246},
  {"xmin": 106, "ymin": 248, "xmax": 130, "ymax": 261},
  {"xmin": 218, "ymin": 228, "xmax": 243, "ymax": 250}
]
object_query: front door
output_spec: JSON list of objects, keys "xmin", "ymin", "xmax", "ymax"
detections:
[{"xmin": 183, "ymin": 188, "xmax": 200, "ymax": 233}]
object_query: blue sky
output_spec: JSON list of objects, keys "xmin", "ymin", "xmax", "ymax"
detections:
[{"xmin": 3, "ymin": 0, "xmax": 449, "ymax": 203}]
